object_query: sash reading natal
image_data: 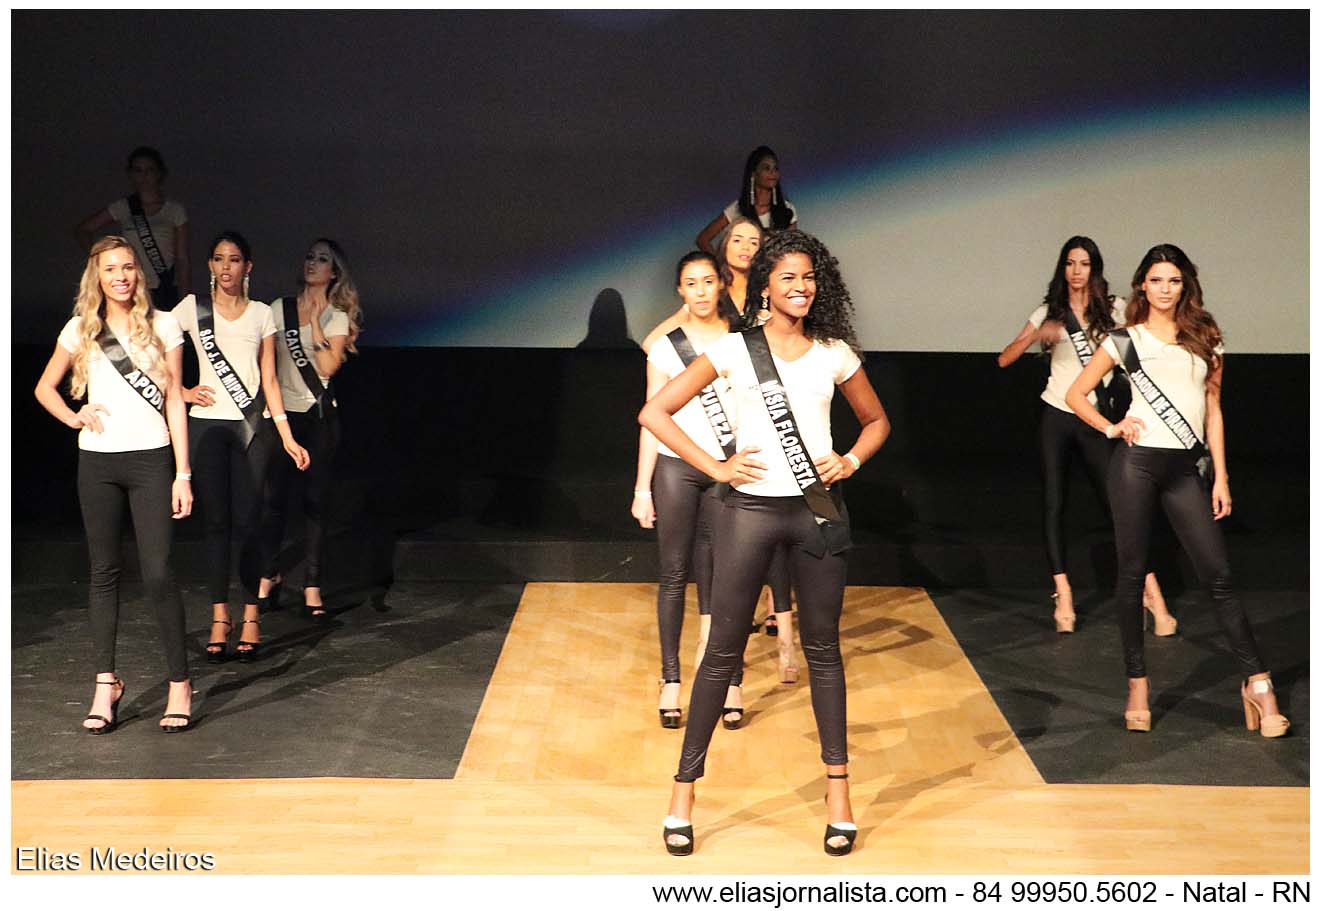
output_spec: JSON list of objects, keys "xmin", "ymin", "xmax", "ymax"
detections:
[
  {"xmin": 96, "ymin": 326, "xmax": 166, "ymax": 414},
  {"xmin": 1062, "ymin": 305, "xmax": 1129, "ymax": 420},
  {"xmin": 740, "ymin": 325, "xmax": 853, "ymax": 542},
  {"xmin": 1108, "ymin": 329, "xmax": 1213, "ymax": 482},
  {"xmin": 195, "ymin": 295, "xmax": 266, "ymax": 447},
  {"xmin": 127, "ymin": 194, "xmax": 174, "ymax": 290},
  {"xmin": 281, "ymin": 297, "xmax": 335, "ymax": 420}
]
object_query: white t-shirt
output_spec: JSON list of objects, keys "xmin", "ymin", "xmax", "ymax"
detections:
[
  {"xmin": 1028, "ymin": 300, "xmax": 1127, "ymax": 413},
  {"xmin": 722, "ymin": 199, "xmax": 798, "ymax": 230},
  {"xmin": 172, "ymin": 295, "xmax": 276, "ymax": 421},
  {"xmin": 57, "ymin": 312, "xmax": 183, "ymax": 453},
  {"xmin": 270, "ymin": 298, "xmax": 350, "ymax": 414},
  {"xmin": 704, "ymin": 333, "xmax": 861, "ymax": 498},
  {"xmin": 647, "ymin": 331, "xmax": 737, "ymax": 461},
  {"xmin": 106, "ymin": 197, "xmax": 187, "ymax": 290},
  {"xmin": 1100, "ymin": 324, "xmax": 1222, "ymax": 450}
]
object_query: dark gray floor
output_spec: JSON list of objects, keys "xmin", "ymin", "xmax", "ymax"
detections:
[
  {"xmin": 12, "ymin": 581, "xmax": 522, "ymax": 780},
  {"xmin": 930, "ymin": 588, "xmax": 1309, "ymax": 787}
]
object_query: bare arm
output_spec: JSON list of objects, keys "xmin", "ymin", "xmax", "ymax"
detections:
[
  {"xmin": 1064, "ymin": 347, "xmax": 1146, "ymax": 445},
  {"xmin": 75, "ymin": 208, "xmax": 115, "ymax": 252},
  {"xmin": 34, "ymin": 344, "xmax": 97, "ymax": 429},
  {"xmin": 306, "ymin": 306, "xmax": 349, "ymax": 378},
  {"xmin": 1205, "ymin": 360, "xmax": 1231, "ymax": 519},
  {"xmin": 261, "ymin": 335, "xmax": 310, "ymax": 470},
  {"xmin": 639, "ymin": 355, "xmax": 765, "ymax": 485},
  {"xmin": 630, "ymin": 362, "xmax": 669, "ymax": 528},
  {"xmin": 998, "ymin": 319, "xmax": 1059, "ymax": 368},
  {"xmin": 695, "ymin": 212, "xmax": 730, "ymax": 256},
  {"xmin": 163, "ymin": 346, "xmax": 193, "ymax": 518},
  {"xmin": 815, "ymin": 367, "xmax": 891, "ymax": 485}
]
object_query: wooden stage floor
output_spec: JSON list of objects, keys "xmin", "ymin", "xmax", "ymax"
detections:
[{"xmin": 11, "ymin": 583, "xmax": 1308, "ymax": 874}]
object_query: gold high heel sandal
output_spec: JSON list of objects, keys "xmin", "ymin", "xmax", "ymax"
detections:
[
  {"xmin": 777, "ymin": 640, "xmax": 799, "ymax": 684},
  {"xmin": 1143, "ymin": 597, "xmax": 1178, "ymax": 637},
  {"xmin": 1051, "ymin": 592, "xmax": 1075, "ymax": 634},
  {"xmin": 1124, "ymin": 708, "xmax": 1151, "ymax": 732},
  {"xmin": 1241, "ymin": 677, "xmax": 1289, "ymax": 738}
]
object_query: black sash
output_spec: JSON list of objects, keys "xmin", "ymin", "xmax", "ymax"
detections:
[
  {"xmin": 1062, "ymin": 306, "xmax": 1130, "ymax": 422},
  {"xmin": 195, "ymin": 295, "xmax": 266, "ymax": 447},
  {"xmin": 666, "ymin": 328, "xmax": 735, "ymax": 459},
  {"xmin": 126, "ymin": 194, "xmax": 176, "ymax": 299},
  {"xmin": 742, "ymin": 326, "xmax": 851, "ymax": 556},
  {"xmin": 96, "ymin": 326, "xmax": 165, "ymax": 414},
  {"xmin": 1109, "ymin": 329, "xmax": 1213, "ymax": 483},
  {"xmin": 281, "ymin": 296, "xmax": 335, "ymax": 420}
]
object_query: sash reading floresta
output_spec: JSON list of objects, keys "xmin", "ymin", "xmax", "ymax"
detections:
[
  {"xmin": 195, "ymin": 295, "xmax": 266, "ymax": 446},
  {"xmin": 96, "ymin": 327, "xmax": 165, "ymax": 413},
  {"xmin": 665, "ymin": 328, "xmax": 735, "ymax": 458},
  {"xmin": 742, "ymin": 326, "xmax": 843, "ymax": 523}
]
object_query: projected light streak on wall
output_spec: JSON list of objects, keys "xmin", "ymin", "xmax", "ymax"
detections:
[{"xmin": 389, "ymin": 93, "xmax": 1306, "ymax": 353}]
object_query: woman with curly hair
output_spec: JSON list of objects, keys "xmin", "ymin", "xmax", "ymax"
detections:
[
  {"xmin": 34, "ymin": 236, "xmax": 196, "ymax": 732},
  {"xmin": 173, "ymin": 231, "xmax": 309, "ymax": 662},
  {"xmin": 256, "ymin": 239, "xmax": 363, "ymax": 620},
  {"xmin": 695, "ymin": 146, "xmax": 798, "ymax": 255},
  {"xmin": 1066, "ymin": 243, "xmax": 1287, "ymax": 737},
  {"xmin": 998, "ymin": 236, "xmax": 1171, "ymax": 634},
  {"xmin": 642, "ymin": 230, "xmax": 890, "ymax": 856}
]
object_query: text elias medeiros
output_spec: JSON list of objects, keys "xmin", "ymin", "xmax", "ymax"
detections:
[{"xmin": 16, "ymin": 846, "xmax": 216, "ymax": 872}]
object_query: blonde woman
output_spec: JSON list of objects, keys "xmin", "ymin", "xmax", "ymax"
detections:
[
  {"xmin": 173, "ymin": 231, "xmax": 309, "ymax": 662},
  {"xmin": 257, "ymin": 238, "xmax": 362, "ymax": 620},
  {"xmin": 34, "ymin": 236, "xmax": 195, "ymax": 732}
]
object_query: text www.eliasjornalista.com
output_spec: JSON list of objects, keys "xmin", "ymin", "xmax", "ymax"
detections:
[{"xmin": 652, "ymin": 882, "xmax": 944, "ymax": 906}]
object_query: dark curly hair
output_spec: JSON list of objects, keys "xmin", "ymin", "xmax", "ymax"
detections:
[
  {"xmin": 1042, "ymin": 235, "xmax": 1116, "ymax": 347},
  {"xmin": 746, "ymin": 229, "xmax": 862, "ymax": 356},
  {"xmin": 1126, "ymin": 243, "xmax": 1222, "ymax": 376}
]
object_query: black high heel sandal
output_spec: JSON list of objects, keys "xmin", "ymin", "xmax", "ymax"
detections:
[
  {"xmin": 658, "ymin": 679, "xmax": 682, "ymax": 729},
  {"xmin": 206, "ymin": 618, "xmax": 232, "ymax": 663},
  {"xmin": 85, "ymin": 678, "xmax": 125, "ymax": 735},
  {"xmin": 258, "ymin": 576, "xmax": 283, "ymax": 612},
  {"xmin": 305, "ymin": 590, "xmax": 328, "ymax": 623},
  {"xmin": 823, "ymin": 772, "xmax": 857, "ymax": 856},
  {"xmin": 662, "ymin": 817, "xmax": 694, "ymax": 856},
  {"xmin": 722, "ymin": 684, "xmax": 745, "ymax": 730},
  {"xmin": 236, "ymin": 619, "xmax": 261, "ymax": 662}
]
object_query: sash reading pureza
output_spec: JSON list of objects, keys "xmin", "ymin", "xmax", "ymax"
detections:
[
  {"xmin": 665, "ymin": 328, "xmax": 736, "ymax": 459},
  {"xmin": 1109, "ymin": 329, "xmax": 1213, "ymax": 480},
  {"xmin": 195, "ymin": 295, "xmax": 266, "ymax": 446},
  {"xmin": 96, "ymin": 327, "xmax": 165, "ymax": 414},
  {"xmin": 281, "ymin": 296, "xmax": 334, "ymax": 420}
]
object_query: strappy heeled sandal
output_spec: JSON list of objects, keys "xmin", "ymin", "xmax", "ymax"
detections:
[
  {"xmin": 1143, "ymin": 600, "xmax": 1178, "ymax": 637},
  {"xmin": 258, "ymin": 575, "xmax": 283, "ymax": 612},
  {"xmin": 206, "ymin": 618, "xmax": 232, "ymax": 663},
  {"xmin": 84, "ymin": 678, "xmax": 125, "ymax": 735},
  {"xmin": 823, "ymin": 772, "xmax": 857, "ymax": 856},
  {"xmin": 722, "ymin": 685, "xmax": 744, "ymax": 730},
  {"xmin": 1242, "ymin": 676, "xmax": 1289, "ymax": 738},
  {"xmin": 777, "ymin": 641, "xmax": 799, "ymax": 684},
  {"xmin": 236, "ymin": 619, "xmax": 261, "ymax": 662},
  {"xmin": 658, "ymin": 679, "xmax": 682, "ymax": 729},
  {"xmin": 663, "ymin": 815, "xmax": 694, "ymax": 856}
]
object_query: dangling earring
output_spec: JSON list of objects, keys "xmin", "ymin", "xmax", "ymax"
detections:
[
  {"xmin": 749, "ymin": 173, "xmax": 756, "ymax": 206},
  {"xmin": 208, "ymin": 273, "xmax": 216, "ymax": 297},
  {"xmin": 760, "ymin": 291, "xmax": 770, "ymax": 312},
  {"xmin": 242, "ymin": 274, "xmax": 250, "ymax": 299}
]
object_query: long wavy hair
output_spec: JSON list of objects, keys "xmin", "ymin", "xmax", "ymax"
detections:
[
  {"xmin": 1042, "ymin": 235, "xmax": 1116, "ymax": 347},
  {"xmin": 1126, "ymin": 243, "xmax": 1222, "ymax": 377},
  {"xmin": 736, "ymin": 146, "xmax": 793, "ymax": 231},
  {"xmin": 675, "ymin": 250, "xmax": 740, "ymax": 330},
  {"xmin": 715, "ymin": 216, "xmax": 764, "ymax": 326},
  {"xmin": 747, "ymin": 229, "xmax": 862, "ymax": 356},
  {"xmin": 69, "ymin": 236, "xmax": 167, "ymax": 399},
  {"xmin": 300, "ymin": 238, "xmax": 364, "ymax": 353}
]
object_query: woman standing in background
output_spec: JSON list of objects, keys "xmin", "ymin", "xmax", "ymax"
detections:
[{"xmin": 695, "ymin": 146, "xmax": 798, "ymax": 256}]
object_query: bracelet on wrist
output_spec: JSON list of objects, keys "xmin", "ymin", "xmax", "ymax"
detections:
[
  {"xmin": 1104, "ymin": 424, "xmax": 1118, "ymax": 439},
  {"xmin": 273, "ymin": 413, "xmax": 289, "ymax": 423},
  {"xmin": 634, "ymin": 490, "xmax": 652, "ymax": 498},
  {"xmin": 175, "ymin": 472, "xmax": 192, "ymax": 481},
  {"xmin": 843, "ymin": 452, "xmax": 861, "ymax": 471}
]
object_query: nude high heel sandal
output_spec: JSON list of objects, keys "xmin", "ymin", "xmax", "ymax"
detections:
[
  {"xmin": 1242, "ymin": 677, "xmax": 1289, "ymax": 738},
  {"xmin": 1052, "ymin": 592, "xmax": 1075, "ymax": 634},
  {"xmin": 777, "ymin": 640, "xmax": 799, "ymax": 684},
  {"xmin": 1124, "ymin": 709, "xmax": 1152, "ymax": 732},
  {"xmin": 1143, "ymin": 598, "xmax": 1178, "ymax": 637}
]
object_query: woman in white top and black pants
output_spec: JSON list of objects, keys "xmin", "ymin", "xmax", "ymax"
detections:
[
  {"xmin": 35, "ymin": 236, "xmax": 195, "ymax": 732},
  {"xmin": 173, "ymin": 231, "xmax": 309, "ymax": 661},
  {"xmin": 642, "ymin": 230, "xmax": 890, "ymax": 857},
  {"xmin": 257, "ymin": 239, "xmax": 361, "ymax": 619},
  {"xmin": 999, "ymin": 236, "xmax": 1170, "ymax": 634},
  {"xmin": 1067, "ymin": 243, "xmax": 1287, "ymax": 738}
]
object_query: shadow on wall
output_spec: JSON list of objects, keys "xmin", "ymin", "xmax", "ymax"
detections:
[{"xmin": 577, "ymin": 288, "xmax": 641, "ymax": 350}]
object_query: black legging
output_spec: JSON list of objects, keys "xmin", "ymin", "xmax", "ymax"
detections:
[
  {"xmin": 1108, "ymin": 445, "xmax": 1264, "ymax": 679},
  {"xmin": 1040, "ymin": 403, "xmax": 1115, "ymax": 575},
  {"xmin": 77, "ymin": 445, "xmax": 188, "ymax": 681},
  {"xmin": 190, "ymin": 416, "xmax": 278, "ymax": 604},
  {"xmin": 653, "ymin": 455, "xmax": 742, "ymax": 686},
  {"xmin": 259, "ymin": 409, "xmax": 340, "ymax": 587},
  {"xmin": 676, "ymin": 491, "xmax": 848, "ymax": 781}
]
